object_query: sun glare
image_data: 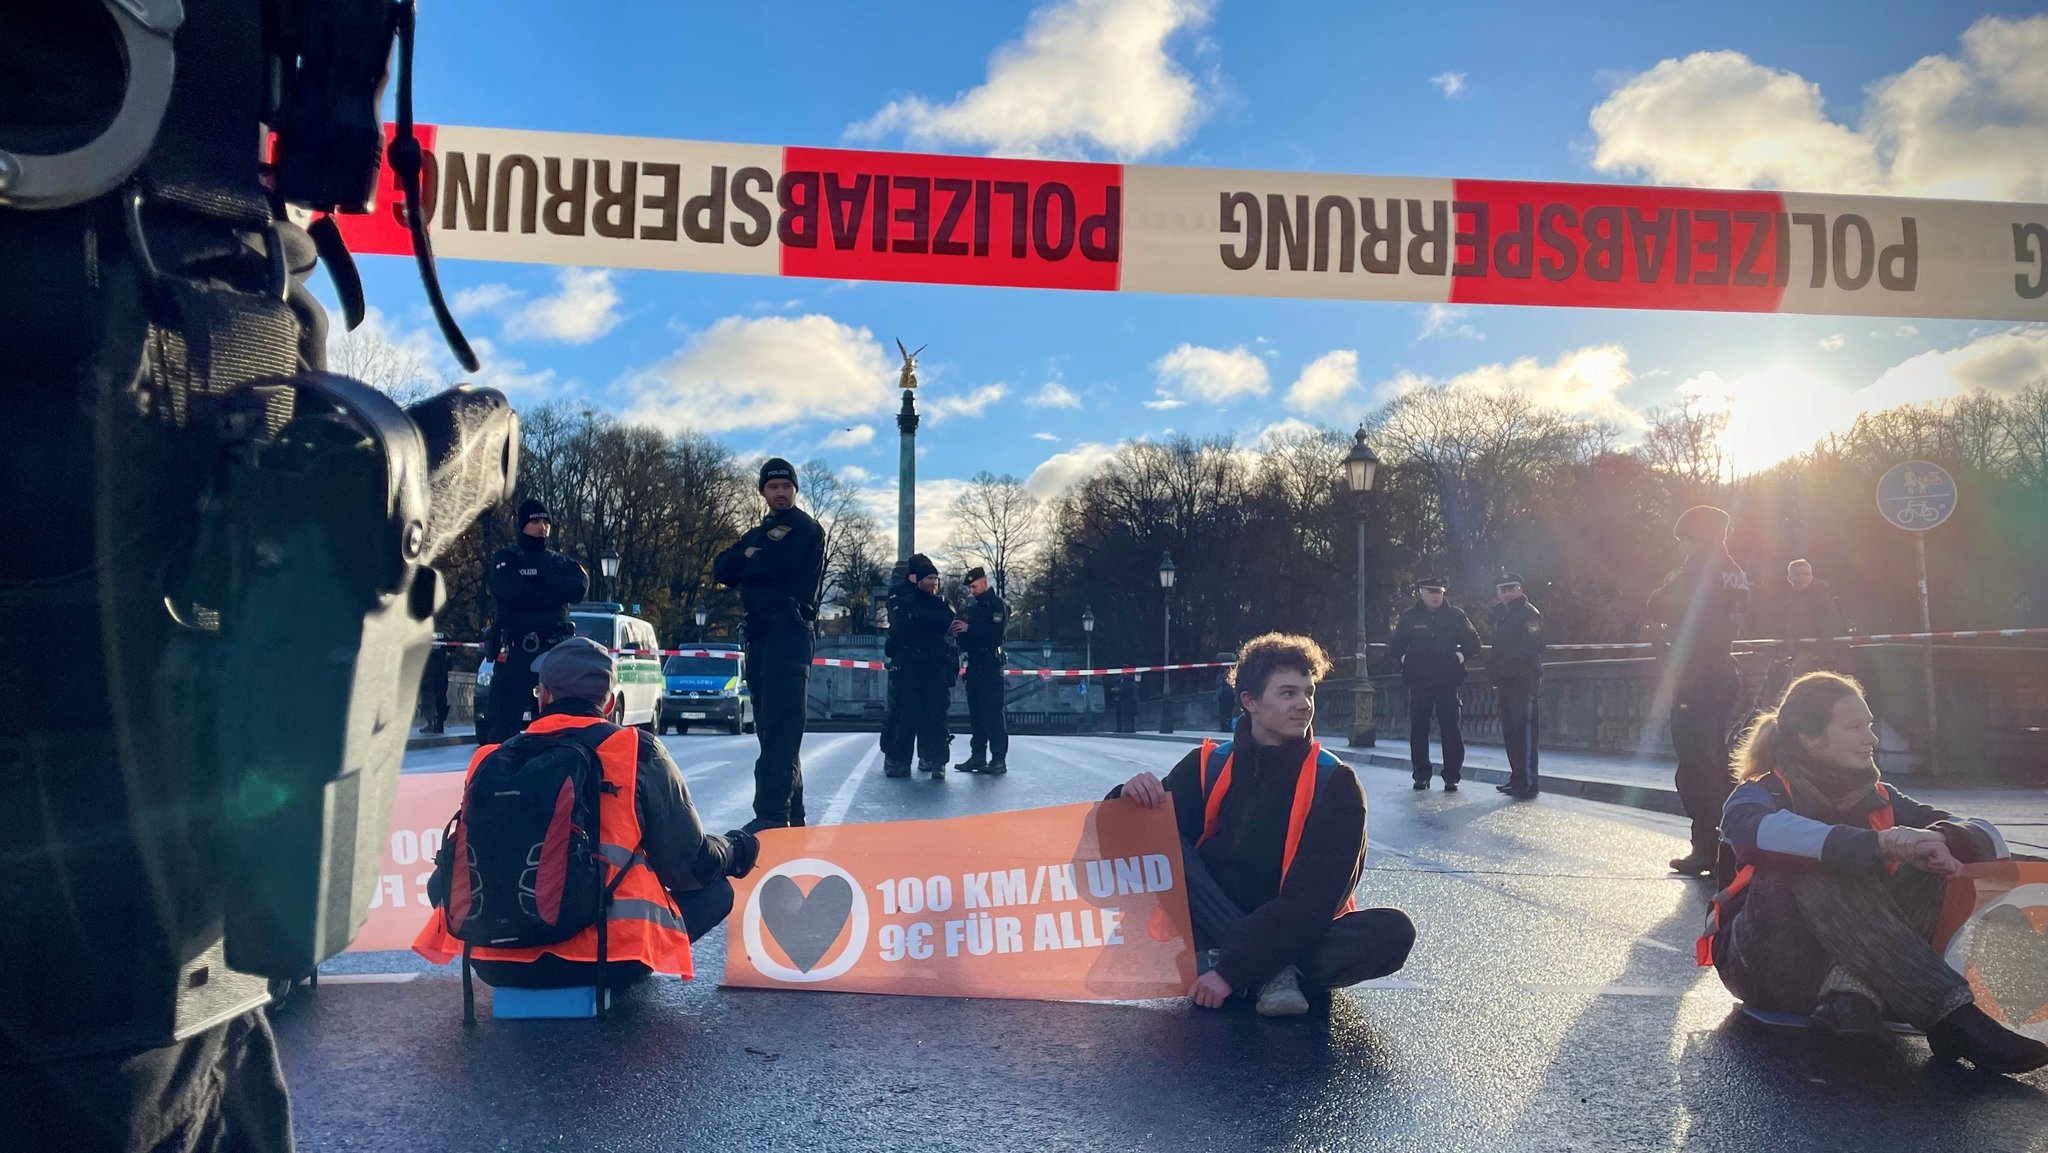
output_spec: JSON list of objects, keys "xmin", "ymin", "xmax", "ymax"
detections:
[{"xmin": 1684, "ymin": 364, "xmax": 1857, "ymax": 477}]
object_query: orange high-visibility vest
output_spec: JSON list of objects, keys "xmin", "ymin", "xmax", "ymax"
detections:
[
  {"xmin": 414, "ymin": 713, "xmax": 694, "ymax": 978},
  {"xmin": 1195, "ymin": 738, "xmax": 1361, "ymax": 917},
  {"xmin": 1696, "ymin": 775, "xmax": 1896, "ymax": 967}
]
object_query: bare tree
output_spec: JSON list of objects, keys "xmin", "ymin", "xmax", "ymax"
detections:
[
  {"xmin": 945, "ymin": 471, "xmax": 1042, "ymax": 597},
  {"xmin": 328, "ymin": 321, "xmax": 440, "ymax": 404}
]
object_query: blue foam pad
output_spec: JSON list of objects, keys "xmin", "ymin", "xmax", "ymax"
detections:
[
  {"xmin": 491, "ymin": 985, "xmax": 609, "ymax": 1019},
  {"xmin": 1738, "ymin": 1004, "xmax": 1920, "ymax": 1035}
]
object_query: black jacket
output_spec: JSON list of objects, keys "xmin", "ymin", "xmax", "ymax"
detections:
[
  {"xmin": 1388, "ymin": 602, "xmax": 1481, "ymax": 689},
  {"xmin": 713, "ymin": 505, "xmax": 825, "ymax": 625},
  {"xmin": 1779, "ymin": 580, "xmax": 1848, "ymax": 652},
  {"xmin": 1647, "ymin": 548, "xmax": 1750, "ymax": 687},
  {"xmin": 488, "ymin": 540, "xmax": 587, "ymax": 639},
  {"xmin": 534, "ymin": 699, "xmax": 733, "ymax": 895},
  {"xmin": 1106, "ymin": 719, "xmax": 1366, "ymax": 991},
  {"xmin": 959, "ymin": 588, "xmax": 1008, "ymax": 667},
  {"xmin": 887, "ymin": 581, "xmax": 958, "ymax": 670},
  {"xmin": 1487, "ymin": 597, "xmax": 1546, "ymax": 683}
]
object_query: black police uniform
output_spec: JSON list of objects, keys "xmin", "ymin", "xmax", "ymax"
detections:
[
  {"xmin": 419, "ymin": 640, "xmax": 452, "ymax": 733},
  {"xmin": 886, "ymin": 572, "xmax": 959, "ymax": 775},
  {"xmin": 1488, "ymin": 584, "xmax": 1547, "ymax": 795},
  {"xmin": 714, "ymin": 487, "xmax": 825, "ymax": 830},
  {"xmin": 1648, "ymin": 537, "xmax": 1751, "ymax": 869},
  {"xmin": 1387, "ymin": 589, "xmax": 1482, "ymax": 788},
  {"xmin": 482, "ymin": 516, "xmax": 588, "ymax": 745},
  {"xmin": 957, "ymin": 582, "xmax": 1010, "ymax": 773}
]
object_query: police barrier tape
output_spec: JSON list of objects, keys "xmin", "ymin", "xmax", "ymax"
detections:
[
  {"xmin": 429, "ymin": 625, "xmax": 2048, "ymax": 673},
  {"xmin": 325, "ymin": 124, "xmax": 2048, "ymax": 323}
]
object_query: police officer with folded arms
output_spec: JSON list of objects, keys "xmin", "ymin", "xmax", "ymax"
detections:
[
  {"xmin": 1488, "ymin": 572, "xmax": 1546, "ymax": 798},
  {"xmin": 715, "ymin": 458, "xmax": 826, "ymax": 830},
  {"xmin": 482, "ymin": 499, "xmax": 589, "ymax": 745},
  {"xmin": 1387, "ymin": 577, "xmax": 1481, "ymax": 792},
  {"xmin": 953, "ymin": 566, "xmax": 1010, "ymax": 775}
]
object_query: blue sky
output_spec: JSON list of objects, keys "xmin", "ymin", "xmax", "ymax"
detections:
[{"xmin": 337, "ymin": 0, "xmax": 2048, "ymax": 531}]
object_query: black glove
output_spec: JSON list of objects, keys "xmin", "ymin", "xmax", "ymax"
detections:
[{"xmin": 724, "ymin": 829, "xmax": 762, "ymax": 879}]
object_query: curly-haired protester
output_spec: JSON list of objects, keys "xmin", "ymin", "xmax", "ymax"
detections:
[
  {"xmin": 1110, "ymin": 634, "xmax": 1415, "ymax": 1017},
  {"xmin": 1699, "ymin": 671, "xmax": 2046, "ymax": 1074}
]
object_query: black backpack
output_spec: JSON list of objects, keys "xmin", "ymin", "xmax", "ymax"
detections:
[{"xmin": 428, "ymin": 723, "xmax": 640, "ymax": 1021}]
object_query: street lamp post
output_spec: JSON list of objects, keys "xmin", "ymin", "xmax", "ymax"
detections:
[
  {"xmin": 1157, "ymin": 551, "xmax": 1177, "ymax": 734},
  {"xmin": 598, "ymin": 547, "xmax": 621, "ymax": 604},
  {"xmin": 694, "ymin": 606, "xmax": 707, "ymax": 643},
  {"xmin": 1343, "ymin": 427, "xmax": 1381, "ymax": 747},
  {"xmin": 1082, "ymin": 606, "xmax": 1095, "ymax": 716}
]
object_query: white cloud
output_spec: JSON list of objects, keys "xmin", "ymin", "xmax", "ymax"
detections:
[
  {"xmin": 621, "ymin": 314, "xmax": 896, "ymax": 434},
  {"xmin": 1818, "ymin": 333, "xmax": 1847, "ymax": 351},
  {"xmin": 1377, "ymin": 344, "xmax": 1643, "ymax": 428},
  {"xmin": 1588, "ymin": 16, "xmax": 2048, "ymax": 199},
  {"xmin": 451, "ymin": 283, "xmax": 520, "ymax": 315},
  {"xmin": 1142, "ymin": 390, "xmax": 1188, "ymax": 411},
  {"xmin": 1420, "ymin": 303, "xmax": 1484, "ymax": 341},
  {"xmin": 328, "ymin": 307, "xmax": 556, "ymax": 402},
  {"xmin": 1153, "ymin": 342, "xmax": 1270, "ymax": 403},
  {"xmin": 840, "ymin": 465, "xmax": 874, "ymax": 485},
  {"xmin": 853, "ymin": 476, "xmax": 975, "ymax": 561},
  {"xmin": 1896, "ymin": 324, "xmax": 1920, "ymax": 338},
  {"xmin": 847, "ymin": 0, "xmax": 1214, "ymax": 159},
  {"xmin": 823, "ymin": 424, "xmax": 877, "ymax": 449},
  {"xmin": 453, "ymin": 268, "xmax": 625, "ymax": 345},
  {"xmin": 1033, "ymin": 431, "xmax": 1062, "ymax": 441},
  {"xmin": 1026, "ymin": 441, "xmax": 1120, "ymax": 497},
  {"xmin": 1431, "ymin": 71, "xmax": 1466, "ymax": 98},
  {"xmin": 1285, "ymin": 349, "xmax": 1359, "ymax": 414},
  {"xmin": 1027, "ymin": 381, "xmax": 1084, "ymax": 409},
  {"xmin": 1256, "ymin": 417, "xmax": 1323, "ymax": 445},
  {"xmin": 1680, "ymin": 324, "xmax": 2048, "ymax": 475},
  {"xmin": 923, "ymin": 383, "xmax": 1009, "ymax": 422}
]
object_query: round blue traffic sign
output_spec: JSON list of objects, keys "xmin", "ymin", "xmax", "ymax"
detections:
[{"xmin": 1875, "ymin": 460, "xmax": 1957, "ymax": 532}]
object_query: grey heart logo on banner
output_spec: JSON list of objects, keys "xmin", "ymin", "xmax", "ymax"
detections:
[{"xmin": 759, "ymin": 874, "xmax": 854, "ymax": 973}]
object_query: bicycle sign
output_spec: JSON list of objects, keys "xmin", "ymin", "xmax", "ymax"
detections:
[{"xmin": 1875, "ymin": 461, "xmax": 1957, "ymax": 532}]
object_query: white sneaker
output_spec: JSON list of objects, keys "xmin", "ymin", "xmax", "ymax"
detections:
[{"xmin": 1255, "ymin": 965, "xmax": 1309, "ymax": 1017}]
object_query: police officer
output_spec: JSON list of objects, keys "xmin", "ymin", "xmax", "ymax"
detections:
[
  {"xmin": 1387, "ymin": 577, "xmax": 1481, "ymax": 791},
  {"xmin": 1488, "ymin": 572, "xmax": 1546, "ymax": 798},
  {"xmin": 1647, "ymin": 505, "xmax": 1751, "ymax": 876},
  {"xmin": 885, "ymin": 554, "xmax": 959, "ymax": 779},
  {"xmin": 953, "ymin": 566, "xmax": 1010, "ymax": 775},
  {"xmin": 715, "ymin": 459, "xmax": 826, "ymax": 830},
  {"xmin": 419, "ymin": 633, "xmax": 452, "ymax": 734},
  {"xmin": 482, "ymin": 500, "xmax": 589, "ymax": 745}
]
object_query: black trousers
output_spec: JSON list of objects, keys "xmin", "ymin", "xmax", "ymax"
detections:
[
  {"xmin": 880, "ymin": 668, "xmax": 910, "ymax": 764},
  {"xmin": 1720, "ymin": 867, "xmax": 1971, "ymax": 1028},
  {"xmin": 1182, "ymin": 841, "xmax": 1415, "ymax": 989},
  {"xmin": 0, "ymin": 1009, "xmax": 292, "ymax": 1153},
  {"xmin": 897, "ymin": 662, "xmax": 953, "ymax": 767},
  {"xmin": 482, "ymin": 650, "xmax": 539, "ymax": 745},
  {"xmin": 1495, "ymin": 676, "xmax": 1541, "ymax": 791},
  {"xmin": 418, "ymin": 669, "xmax": 449, "ymax": 728},
  {"xmin": 964, "ymin": 662, "xmax": 1008, "ymax": 763},
  {"xmin": 1408, "ymin": 686, "xmax": 1465, "ymax": 782},
  {"xmin": 475, "ymin": 878, "xmax": 736, "ymax": 991},
  {"xmin": 745, "ymin": 624, "xmax": 813, "ymax": 825},
  {"xmin": 1669, "ymin": 668, "xmax": 1739, "ymax": 858}
]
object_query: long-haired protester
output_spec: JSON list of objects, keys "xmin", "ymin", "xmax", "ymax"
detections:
[{"xmin": 1699, "ymin": 672, "xmax": 2047, "ymax": 1075}]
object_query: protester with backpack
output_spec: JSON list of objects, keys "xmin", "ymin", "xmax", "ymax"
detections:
[{"xmin": 415, "ymin": 638, "xmax": 761, "ymax": 1015}]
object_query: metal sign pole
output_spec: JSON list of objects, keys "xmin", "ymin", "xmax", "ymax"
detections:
[{"xmin": 1915, "ymin": 533, "xmax": 1939, "ymax": 777}]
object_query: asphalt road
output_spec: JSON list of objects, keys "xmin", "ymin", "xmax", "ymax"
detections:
[{"xmin": 283, "ymin": 732, "xmax": 2048, "ymax": 1153}]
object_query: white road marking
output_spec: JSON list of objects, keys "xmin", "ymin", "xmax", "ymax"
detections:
[
  {"xmin": 821, "ymin": 743, "xmax": 881, "ymax": 826},
  {"xmin": 1515, "ymin": 983, "xmax": 1718, "ymax": 998},
  {"xmin": 315, "ymin": 973, "xmax": 420, "ymax": 985}
]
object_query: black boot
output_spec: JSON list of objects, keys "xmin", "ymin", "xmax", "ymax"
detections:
[
  {"xmin": 920, "ymin": 760, "xmax": 947, "ymax": 779},
  {"xmin": 883, "ymin": 760, "xmax": 911, "ymax": 779},
  {"xmin": 1810, "ymin": 992, "xmax": 1887, "ymax": 1037},
  {"xmin": 1927, "ymin": 1003, "xmax": 2048, "ymax": 1075},
  {"xmin": 740, "ymin": 816, "xmax": 790, "ymax": 834},
  {"xmin": 1667, "ymin": 853, "xmax": 1715, "ymax": 877},
  {"xmin": 955, "ymin": 757, "xmax": 987, "ymax": 774},
  {"xmin": 986, "ymin": 760, "xmax": 1007, "ymax": 776}
]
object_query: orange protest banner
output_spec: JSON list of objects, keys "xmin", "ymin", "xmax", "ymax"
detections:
[
  {"xmin": 346, "ymin": 771, "xmax": 466, "ymax": 953},
  {"xmin": 1935, "ymin": 861, "xmax": 2048, "ymax": 1039},
  {"xmin": 724, "ymin": 800, "xmax": 1198, "ymax": 1001}
]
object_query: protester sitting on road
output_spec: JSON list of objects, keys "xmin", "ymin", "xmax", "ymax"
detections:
[
  {"xmin": 1700, "ymin": 671, "xmax": 2046, "ymax": 1075},
  {"xmin": 1110, "ymin": 633, "xmax": 1416, "ymax": 1017},
  {"xmin": 415, "ymin": 637, "xmax": 761, "ymax": 992}
]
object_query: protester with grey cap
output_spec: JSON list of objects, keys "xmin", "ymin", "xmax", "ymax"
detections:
[
  {"xmin": 715, "ymin": 458, "xmax": 826, "ymax": 831},
  {"xmin": 953, "ymin": 565, "xmax": 1010, "ymax": 775},
  {"xmin": 1646, "ymin": 504, "xmax": 1751, "ymax": 876},
  {"xmin": 1387, "ymin": 577, "xmax": 1481, "ymax": 791},
  {"xmin": 481, "ymin": 497, "xmax": 588, "ymax": 744},
  {"xmin": 1489, "ymin": 572, "xmax": 1546, "ymax": 798},
  {"xmin": 447, "ymin": 637, "xmax": 760, "ymax": 993}
]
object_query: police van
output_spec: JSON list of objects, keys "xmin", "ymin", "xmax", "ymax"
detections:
[
  {"xmin": 661, "ymin": 642, "xmax": 752, "ymax": 735},
  {"xmin": 566, "ymin": 602, "xmax": 664, "ymax": 731}
]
